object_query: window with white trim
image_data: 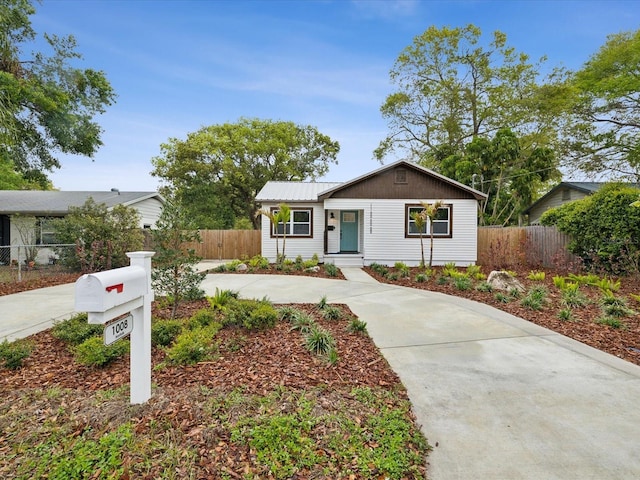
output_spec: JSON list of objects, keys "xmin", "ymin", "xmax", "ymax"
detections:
[
  {"xmin": 36, "ymin": 217, "xmax": 59, "ymax": 244},
  {"xmin": 406, "ymin": 204, "xmax": 452, "ymax": 238},
  {"xmin": 271, "ymin": 208, "xmax": 313, "ymax": 237}
]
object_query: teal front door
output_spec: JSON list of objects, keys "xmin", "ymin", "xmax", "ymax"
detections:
[{"xmin": 340, "ymin": 211, "xmax": 358, "ymax": 252}]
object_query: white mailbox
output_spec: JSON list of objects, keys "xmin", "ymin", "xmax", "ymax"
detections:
[
  {"xmin": 74, "ymin": 251, "xmax": 155, "ymax": 405},
  {"xmin": 75, "ymin": 265, "xmax": 148, "ymax": 316}
]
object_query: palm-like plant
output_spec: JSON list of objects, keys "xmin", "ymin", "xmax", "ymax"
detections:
[
  {"xmin": 423, "ymin": 200, "xmax": 445, "ymax": 268},
  {"xmin": 255, "ymin": 208, "xmax": 279, "ymax": 263},
  {"xmin": 410, "ymin": 209, "xmax": 428, "ymax": 268},
  {"xmin": 277, "ymin": 203, "xmax": 291, "ymax": 265}
]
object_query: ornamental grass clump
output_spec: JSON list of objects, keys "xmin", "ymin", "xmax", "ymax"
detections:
[
  {"xmin": 521, "ymin": 285, "xmax": 549, "ymax": 311},
  {"xmin": 305, "ymin": 326, "xmax": 335, "ymax": 356}
]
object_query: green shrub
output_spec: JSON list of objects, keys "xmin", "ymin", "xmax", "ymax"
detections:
[
  {"xmin": 166, "ymin": 325, "xmax": 220, "ymax": 365},
  {"xmin": 151, "ymin": 319, "xmax": 183, "ymax": 347},
  {"xmin": 370, "ymin": 263, "xmax": 388, "ymax": 276},
  {"xmin": 321, "ymin": 305, "xmax": 343, "ymax": 321},
  {"xmin": 509, "ymin": 287, "xmax": 522, "ymax": 299},
  {"xmin": 495, "ymin": 292, "xmax": 509, "ymax": 303},
  {"xmin": 289, "ymin": 312, "xmax": 316, "ymax": 333},
  {"xmin": 541, "ymin": 184, "xmax": 640, "ymax": 274},
  {"xmin": 277, "ymin": 306, "xmax": 301, "ymax": 321},
  {"xmin": 521, "ymin": 286, "xmax": 548, "ymax": 311},
  {"xmin": 561, "ymin": 287, "xmax": 588, "ymax": 308},
  {"xmin": 595, "ymin": 316, "xmax": 626, "ymax": 329},
  {"xmin": 558, "ymin": 308, "xmax": 573, "ymax": 321},
  {"xmin": 394, "ymin": 262, "xmax": 410, "ymax": 277},
  {"xmin": 436, "ymin": 275, "xmax": 448, "ymax": 285},
  {"xmin": 453, "ymin": 276, "xmax": 472, "ymax": 291},
  {"xmin": 207, "ymin": 288, "xmax": 239, "ymax": 310},
  {"xmin": 247, "ymin": 303, "xmax": 279, "ymax": 330},
  {"xmin": 326, "ymin": 347, "xmax": 339, "ymax": 365},
  {"xmin": 387, "ymin": 272, "xmax": 399, "ymax": 281},
  {"xmin": 74, "ymin": 337, "xmax": 129, "ymax": 367},
  {"xmin": 188, "ymin": 308, "xmax": 218, "ymax": 328},
  {"xmin": 466, "ymin": 264, "xmax": 482, "ymax": 278},
  {"xmin": 347, "ymin": 318, "xmax": 368, "ymax": 334},
  {"xmin": 305, "ymin": 326, "xmax": 335, "ymax": 356},
  {"xmin": 221, "ymin": 297, "xmax": 277, "ymax": 329},
  {"xmin": 600, "ymin": 293, "xmax": 634, "ymax": 317},
  {"xmin": 0, "ymin": 339, "xmax": 33, "ymax": 369},
  {"xmin": 316, "ymin": 295, "xmax": 328, "ymax": 310},
  {"xmin": 476, "ymin": 281, "xmax": 493, "ymax": 293},
  {"xmin": 414, "ymin": 273, "xmax": 428, "ymax": 283},
  {"xmin": 248, "ymin": 255, "xmax": 270, "ymax": 269},
  {"xmin": 51, "ymin": 313, "xmax": 102, "ymax": 346},
  {"xmin": 324, "ymin": 263, "xmax": 338, "ymax": 277},
  {"xmin": 527, "ymin": 270, "xmax": 546, "ymax": 281}
]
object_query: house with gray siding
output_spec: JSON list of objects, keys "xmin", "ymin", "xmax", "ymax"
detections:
[
  {"xmin": 256, "ymin": 160, "xmax": 487, "ymax": 267},
  {"xmin": 0, "ymin": 190, "xmax": 163, "ymax": 265},
  {"xmin": 524, "ymin": 182, "xmax": 640, "ymax": 225}
]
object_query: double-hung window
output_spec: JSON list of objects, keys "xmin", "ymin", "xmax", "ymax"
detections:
[
  {"xmin": 271, "ymin": 208, "xmax": 313, "ymax": 238},
  {"xmin": 406, "ymin": 204, "xmax": 452, "ymax": 238}
]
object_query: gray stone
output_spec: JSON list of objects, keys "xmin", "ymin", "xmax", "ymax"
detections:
[
  {"xmin": 236, "ymin": 263, "xmax": 248, "ymax": 272},
  {"xmin": 306, "ymin": 265, "xmax": 321, "ymax": 273},
  {"xmin": 487, "ymin": 270, "xmax": 525, "ymax": 292}
]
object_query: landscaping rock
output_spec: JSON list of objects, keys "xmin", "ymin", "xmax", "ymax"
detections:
[
  {"xmin": 236, "ymin": 263, "xmax": 248, "ymax": 272},
  {"xmin": 487, "ymin": 270, "xmax": 525, "ymax": 292},
  {"xmin": 306, "ymin": 266, "xmax": 321, "ymax": 273}
]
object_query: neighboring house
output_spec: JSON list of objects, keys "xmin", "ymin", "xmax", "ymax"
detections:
[
  {"xmin": 524, "ymin": 182, "xmax": 638, "ymax": 225},
  {"xmin": 256, "ymin": 160, "xmax": 487, "ymax": 267},
  {"xmin": 0, "ymin": 190, "xmax": 164, "ymax": 265}
]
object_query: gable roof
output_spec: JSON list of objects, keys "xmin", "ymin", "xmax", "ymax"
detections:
[
  {"xmin": 256, "ymin": 160, "xmax": 487, "ymax": 203},
  {"xmin": 318, "ymin": 160, "xmax": 486, "ymax": 200},
  {"xmin": 524, "ymin": 181, "xmax": 638, "ymax": 214},
  {"xmin": 0, "ymin": 191, "xmax": 164, "ymax": 216}
]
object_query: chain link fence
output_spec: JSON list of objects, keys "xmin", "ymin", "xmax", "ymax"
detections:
[{"xmin": 0, "ymin": 244, "xmax": 76, "ymax": 282}]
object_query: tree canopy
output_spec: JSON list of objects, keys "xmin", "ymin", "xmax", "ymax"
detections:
[
  {"xmin": 376, "ymin": 24, "xmax": 549, "ymax": 165},
  {"xmin": 440, "ymin": 128, "xmax": 558, "ymax": 225},
  {"xmin": 0, "ymin": 0, "xmax": 116, "ymax": 188},
  {"xmin": 151, "ymin": 118, "xmax": 340, "ymax": 229},
  {"xmin": 558, "ymin": 29, "xmax": 640, "ymax": 180}
]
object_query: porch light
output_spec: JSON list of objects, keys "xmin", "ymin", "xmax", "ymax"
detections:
[{"xmin": 329, "ymin": 212, "xmax": 337, "ymax": 226}]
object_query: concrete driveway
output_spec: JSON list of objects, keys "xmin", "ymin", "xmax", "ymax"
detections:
[{"xmin": 3, "ymin": 267, "xmax": 640, "ymax": 479}]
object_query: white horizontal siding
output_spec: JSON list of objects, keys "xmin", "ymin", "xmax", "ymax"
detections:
[
  {"xmin": 259, "ymin": 202, "xmax": 325, "ymax": 262},
  {"xmin": 130, "ymin": 198, "xmax": 163, "ymax": 228},
  {"xmin": 324, "ymin": 199, "xmax": 479, "ymax": 267}
]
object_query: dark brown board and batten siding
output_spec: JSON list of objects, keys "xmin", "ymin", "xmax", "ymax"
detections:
[{"xmin": 319, "ymin": 165, "xmax": 477, "ymax": 200}]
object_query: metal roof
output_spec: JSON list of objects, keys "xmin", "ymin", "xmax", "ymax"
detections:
[
  {"xmin": 256, "ymin": 182, "xmax": 343, "ymax": 202},
  {"xmin": 0, "ymin": 191, "xmax": 163, "ymax": 216}
]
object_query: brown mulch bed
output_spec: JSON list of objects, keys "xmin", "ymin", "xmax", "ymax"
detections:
[
  {"xmin": 0, "ymin": 302, "xmax": 398, "ymax": 394},
  {"xmin": 364, "ymin": 265, "xmax": 640, "ymax": 367}
]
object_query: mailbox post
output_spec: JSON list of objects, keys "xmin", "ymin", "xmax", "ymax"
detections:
[{"xmin": 75, "ymin": 251, "xmax": 155, "ymax": 405}]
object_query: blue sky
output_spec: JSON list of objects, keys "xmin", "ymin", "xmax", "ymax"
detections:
[{"xmin": 30, "ymin": 0, "xmax": 640, "ymax": 192}]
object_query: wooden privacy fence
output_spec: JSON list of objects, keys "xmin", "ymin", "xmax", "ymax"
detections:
[
  {"xmin": 180, "ymin": 226, "xmax": 575, "ymax": 268},
  {"xmin": 477, "ymin": 226, "xmax": 579, "ymax": 269},
  {"xmin": 186, "ymin": 230, "xmax": 261, "ymax": 260}
]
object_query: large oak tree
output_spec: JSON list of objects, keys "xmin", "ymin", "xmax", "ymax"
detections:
[{"xmin": 151, "ymin": 118, "xmax": 340, "ymax": 229}]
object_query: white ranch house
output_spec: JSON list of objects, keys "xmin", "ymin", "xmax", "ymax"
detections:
[
  {"xmin": 0, "ymin": 190, "xmax": 163, "ymax": 266},
  {"xmin": 256, "ymin": 160, "xmax": 487, "ymax": 267}
]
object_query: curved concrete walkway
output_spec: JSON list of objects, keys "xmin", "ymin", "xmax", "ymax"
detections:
[{"xmin": 3, "ymin": 268, "xmax": 640, "ymax": 479}]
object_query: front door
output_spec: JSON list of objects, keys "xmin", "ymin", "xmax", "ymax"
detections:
[{"xmin": 340, "ymin": 211, "xmax": 358, "ymax": 252}]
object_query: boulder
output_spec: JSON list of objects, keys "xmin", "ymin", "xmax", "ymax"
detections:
[
  {"xmin": 236, "ymin": 263, "xmax": 248, "ymax": 272},
  {"xmin": 306, "ymin": 266, "xmax": 321, "ymax": 273},
  {"xmin": 487, "ymin": 270, "xmax": 525, "ymax": 292}
]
